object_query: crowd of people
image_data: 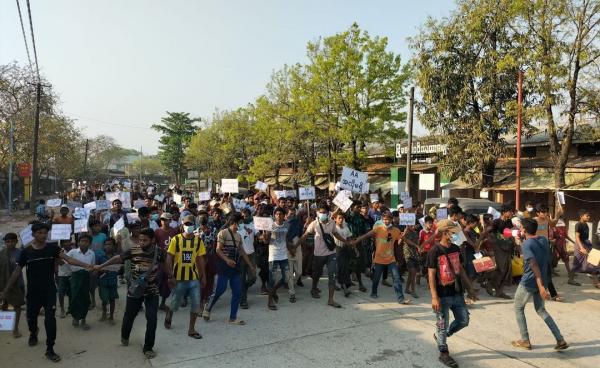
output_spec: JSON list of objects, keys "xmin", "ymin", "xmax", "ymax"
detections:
[{"xmin": 1, "ymin": 180, "xmax": 599, "ymax": 367}]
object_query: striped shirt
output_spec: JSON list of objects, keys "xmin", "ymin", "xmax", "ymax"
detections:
[{"xmin": 167, "ymin": 234, "xmax": 206, "ymax": 281}]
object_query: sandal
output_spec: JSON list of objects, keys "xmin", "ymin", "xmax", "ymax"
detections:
[
  {"xmin": 398, "ymin": 299, "xmax": 412, "ymax": 305},
  {"xmin": 187, "ymin": 331, "xmax": 203, "ymax": 339},
  {"xmin": 45, "ymin": 350, "xmax": 61, "ymax": 363},
  {"xmin": 552, "ymin": 296, "xmax": 565, "ymax": 302},
  {"xmin": 554, "ymin": 340, "xmax": 569, "ymax": 350},
  {"xmin": 359, "ymin": 285, "xmax": 367, "ymax": 292},
  {"xmin": 143, "ymin": 350, "xmax": 156, "ymax": 359},
  {"xmin": 511, "ymin": 340, "xmax": 532, "ymax": 350},
  {"xmin": 268, "ymin": 304, "xmax": 278, "ymax": 310},
  {"xmin": 328, "ymin": 301, "xmax": 342, "ymax": 308},
  {"xmin": 438, "ymin": 354, "xmax": 458, "ymax": 368},
  {"xmin": 496, "ymin": 293, "xmax": 512, "ymax": 300},
  {"xmin": 202, "ymin": 308, "xmax": 210, "ymax": 321},
  {"xmin": 228, "ymin": 319, "xmax": 246, "ymax": 325},
  {"xmin": 289, "ymin": 295, "xmax": 297, "ymax": 303},
  {"xmin": 311, "ymin": 289, "xmax": 320, "ymax": 299},
  {"xmin": 164, "ymin": 310, "xmax": 173, "ymax": 329}
]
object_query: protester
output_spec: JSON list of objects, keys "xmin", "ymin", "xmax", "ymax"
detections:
[
  {"xmin": 512, "ymin": 218, "xmax": 569, "ymax": 351},
  {"xmin": 286, "ymin": 207, "xmax": 304, "ymax": 300},
  {"xmin": 261, "ymin": 207, "xmax": 290, "ymax": 310},
  {"xmin": 154, "ymin": 212, "xmax": 179, "ymax": 310},
  {"xmin": 97, "ymin": 238, "xmax": 119, "ymax": 324},
  {"xmin": 334, "ymin": 211, "xmax": 354, "ymax": 297},
  {"xmin": 0, "ymin": 233, "xmax": 25, "ymax": 338},
  {"xmin": 66, "ymin": 234, "xmax": 96, "ymax": 330},
  {"xmin": 57, "ymin": 240, "xmax": 73, "ymax": 318},
  {"xmin": 572, "ymin": 209, "xmax": 600, "ymax": 287},
  {"xmin": 402, "ymin": 224, "xmax": 420, "ymax": 298},
  {"xmin": 345, "ymin": 202, "xmax": 368, "ymax": 292},
  {"xmin": 550, "ymin": 214, "xmax": 579, "ymax": 286},
  {"xmin": 238, "ymin": 208, "xmax": 257, "ymax": 309},
  {"xmin": 490, "ymin": 205, "xmax": 515, "ymax": 299}
]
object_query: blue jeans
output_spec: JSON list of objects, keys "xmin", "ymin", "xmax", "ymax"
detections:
[
  {"xmin": 514, "ymin": 283, "xmax": 563, "ymax": 342},
  {"xmin": 268, "ymin": 260, "xmax": 289, "ymax": 289},
  {"xmin": 207, "ymin": 268, "xmax": 242, "ymax": 320},
  {"xmin": 170, "ymin": 280, "xmax": 201, "ymax": 314},
  {"xmin": 435, "ymin": 294, "xmax": 470, "ymax": 353},
  {"xmin": 371, "ymin": 263, "xmax": 405, "ymax": 302}
]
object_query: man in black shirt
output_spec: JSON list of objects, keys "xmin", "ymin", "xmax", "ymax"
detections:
[
  {"xmin": 0, "ymin": 223, "xmax": 94, "ymax": 363},
  {"xmin": 427, "ymin": 220, "xmax": 478, "ymax": 368}
]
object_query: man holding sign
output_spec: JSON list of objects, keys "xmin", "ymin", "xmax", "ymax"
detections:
[{"xmin": 0, "ymin": 223, "xmax": 94, "ymax": 363}]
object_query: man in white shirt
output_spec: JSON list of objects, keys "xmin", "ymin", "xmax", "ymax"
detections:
[
  {"xmin": 66, "ymin": 234, "xmax": 96, "ymax": 330},
  {"xmin": 260, "ymin": 207, "xmax": 289, "ymax": 310},
  {"xmin": 239, "ymin": 208, "xmax": 257, "ymax": 309}
]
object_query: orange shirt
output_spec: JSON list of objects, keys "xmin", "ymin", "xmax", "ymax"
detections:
[{"xmin": 373, "ymin": 221, "xmax": 401, "ymax": 265}]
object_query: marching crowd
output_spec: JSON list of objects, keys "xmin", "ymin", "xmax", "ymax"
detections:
[{"xmin": 1, "ymin": 181, "xmax": 599, "ymax": 367}]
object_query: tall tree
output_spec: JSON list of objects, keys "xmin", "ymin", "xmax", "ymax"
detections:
[{"xmin": 152, "ymin": 112, "xmax": 200, "ymax": 184}]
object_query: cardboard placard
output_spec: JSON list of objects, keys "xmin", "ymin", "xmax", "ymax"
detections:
[
  {"xmin": 95, "ymin": 200, "xmax": 110, "ymax": 211},
  {"xmin": 255, "ymin": 181, "xmax": 268, "ymax": 192},
  {"xmin": 50, "ymin": 224, "xmax": 72, "ymax": 241},
  {"xmin": 340, "ymin": 167, "xmax": 369, "ymax": 194},
  {"xmin": 254, "ymin": 217, "xmax": 274, "ymax": 231},
  {"xmin": 74, "ymin": 218, "xmax": 88, "ymax": 233},
  {"xmin": 0, "ymin": 311, "xmax": 16, "ymax": 331},
  {"xmin": 298, "ymin": 186, "xmax": 316, "ymax": 201},
  {"xmin": 46, "ymin": 198, "xmax": 62, "ymax": 207},
  {"xmin": 19, "ymin": 225, "xmax": 33, "ymax": 246},
  {"xmin": 199, "ymin": 191, "xmax": 211, "ymax": 201},
  {"xmin": 436, "ymin": 208, "xmax": 448, "ymax": 220},
  {"xmin": 221, "ymin": 179, "xmax": 239, "ymax": 193},
  {"xmin": 333, "ymin": 191, "xmax": 353, "ymax": 212},
  {"xmin": 399, "ymin": 213, "xmax": 416, "ymax": 226},
  {"xmin": 587, "ymin": 248, "xmax": 600, "ymax": 267},
  {"xmin": 133, "ymin": 200, "xmax": 146, "ymax": 209}
]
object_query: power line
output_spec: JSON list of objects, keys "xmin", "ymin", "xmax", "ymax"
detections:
[
  {"xmin": 15, "ymin": 0, "xmax": 33, "ymax": 71},
  {"xmin": 25, "ymin": 0, "xmax": 40, "ymax": 81}
]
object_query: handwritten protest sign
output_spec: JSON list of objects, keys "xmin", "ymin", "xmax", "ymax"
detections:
[
  {"xmin": 418, "ymin": 173, "xmax": 435, "ymax": 191},
  {"xmin": 119, "ymin": 192, "xmax": 131, "ymax": 208},
  {"xmin": 133, "ymin": 200, "xmax": 146, "ymax": 209},
  {"xmin": 0, "ymin": 311, "xmax": 16, "ymax": 331},
  {"xmin": 556, "ymin": 191, "xmax": 565, "ymax": 205},
  {"xmin": 67, "ymin": 200, "xmax": 82, "ymax": 210},
  {"xmin": 284, "ymin": 190, "xmax": 296, "ymax": 198},
  {"xmin": 298, "ymin": 186, "xmax": 316, "ymax": 201},
  {"xmin": 173, "ymin": 193, "xmax": 182, "ymax": 205},
  {"xmin": 126, "ymin": 213, "xmax": 140, "ymax": 223},
  {"xmin": 399, "ymin": 213, "xmax": 416, "ymax": 226},
  {"xmin": 73, "ymin": 207, "xmax": 87, "ymax": 219},
  {"xmin": 254, "ymin": 217, "xmax": 274, "ymax": 231},
  {"xmin": 255, "ymin": 181, "xmax": 268, "ymax": 192},
  {"xmin": 84, "ymin": 201, "xmax": 96, "ymax": 210},
  {"xmin": 46, "ymin": 198, "xmax": 62, "ymax": 207},
  {"xmin": 113, "ymin": 217, "xmax": 125, "ymax": 231},
  {"xmin": 95, "ymin": 200, "xmax": 110, "ymax": 211},
  {"xmin": 221, "ymin": 179, "xmax": 239, "ymax": 193},
  {"xmin": 418, "ymin": 217, "xmax": 426, "ymax": 228},
  {"xmin": 436, "ymin": 208, "xmax": 448, "ymax": 220},
  {"xmin": 50, "ymin": 224, "xmax": 72, "ymax": 241},
  {"xmin": 487, "ymin": 206, "xmax": 501, "ymax": 220},
  {"xmin": 402, "ymin": 196, "xmax": 413, "ymax": 209},
  {"xmin": 274, "ymin": 190, "xmax": 286, "ymax": 199},
  {"xmin": 154, "ymin": 194, "xmax": 165, "ymax": 202},
  {"xmin": 370, "ymin": 193, "xmax": 379, "ymax": 203},
  {"xmin": 19, "ymin": 225, "xmax": 33, "ymax": 246},
  {"xmin": 74, "ymin": 219, "xmax": 88, "ymax": 233},
  {"xmin": 199, "ymin": 191, "xmax": 211, "ymax": 201},
  {"xmin": 340, "ymin": 167, "xmax": 369, "ymax": 194},
  {"xmin": 333, "ymin": 191, "xmax": 353, "ymax": 212}
]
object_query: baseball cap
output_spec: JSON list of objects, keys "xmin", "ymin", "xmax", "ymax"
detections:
[
  {"xmin": 160, "ymin": 212, "xmax": 172, "ymax": 220},
  {"xmin": 182, "ymin": 215, "xmax": 196, "ymax": 224},
  {"xmin": 60, "ymin": 204, "xmax": 69, "ymax": 210},
  {"xmin": 436, "ymin": 219, "xmax": 461, "ymax": 234},
  {"xmin": 396, "ymin": 204, "xmax": 404, "ymax": 210}
]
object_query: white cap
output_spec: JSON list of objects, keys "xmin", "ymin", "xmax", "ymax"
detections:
[{"xmin": 397, "ymin": 204, "xmax": 404, "ymax": 210}]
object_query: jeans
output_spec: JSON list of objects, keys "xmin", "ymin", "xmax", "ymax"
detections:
[
  {"xmin": 287, "ymin": 248, "xmax": 302, "ymax": 296},
  {"xmin": 371, "ymin": 263, "xmax": 405, "ymax": 302},
  {"xmin": 207, "ymin": 268, "xmax": 242, "ymax": 320},
  {"xmin": 312, "ymin": 254, "xmax": 337, "ymax": 288},
  {"xmin": 514, "ymin": 284, "xmax": 563, "ymax": 342},
  {"xmin": 240, "ymin": 252, "xmax": 257, "ymax": 304},
  {"xmin": 171, "ymin": 280, "xmax": 201, "ymax": 314},
  {"xmin": 435, "ymin": 294, "xmax": 470, "ymax": 353},
  {"xmin": 121, "ymin": 294, "xmax": 158, "ymax": 352},
  {"xmin": 26, "ymin": 289, "xmax": 56, "ymax": 350},
  {"xmin": 268, "ymin": 260, "xmax": 289, "ymax": 289}
]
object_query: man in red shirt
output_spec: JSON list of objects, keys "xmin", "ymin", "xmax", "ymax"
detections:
[{"xmin": 418, "ymin": 216, "xmax": 435, "ymax": 284}]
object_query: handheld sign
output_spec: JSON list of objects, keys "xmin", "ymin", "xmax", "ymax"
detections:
[
  {"xmin": 340, "ymin": 167, "xmax": 369, "ymax": 194},
  {"xmin": 333, "ymin": 191, "xmax": 353, "ymax": 212},
  {"xmin": 19, "ymin": 225, "xmax": 33, "ymax": 246},
  {"xmin": 418, "ymin": 217, "xmax": 426, "ymax": 228},
  {"xmin": 0, "ymin": 311, "xmax": 16, "ymax": 331},
  {"xmin": 255, "ymin": 181, "xmax": 268, "ymax": 192},
  {"xmin": 370, "ymin": 193, "xmax": 379, "ymax": 203},
  {"xmin": 154, "ymin": 194, "xmax": 165, "ymax": 202},
  {"xmin": 173, "ymin": 193, "xmax": 182, "ymax": 205},
  {"xmin": 436, "ymin": 208, "xmax": 448, "ymax": 220},
  {"xmin": 74, "ymin": 219, "xmax": 88, "ymax": 233},
  {"xmin": 113, "ymin": 217, "xmax": 125, "ymax": 231},
  {"xmin": 67, "ymin": 200, "xmax": 82, "ymax": 210},
  {"xmin": 487, "ymin": 206, "xmax": 501, "ymax": 220},
  {"xmin": 46, "ymin": 198, "xmax": 62, "ymax": 207},
  {"xmin": 50, "ymin": 224, "xmax": 72, "ymax": 241},
  {"xmin": 274, "ymin": 190, "xmax": 286, "ymax": 199},
  {"xmin": 399, "ymin": 213, "xmax": 416, "ymax": 226},
  {"xmin": 73, "ymin": 207, "xmax": 87, "ymax": 219},
  {"xmin": 133, "ymin": 200, "xmax": 146, "ymax": 209},
  {"xmin": 119, "ymin": 192, "xmax": 132, "ymax": 209},
  {"xmin": 402, "ymin": 196, "xmax": 413, "ymax": 209},
  {"xmin": 556, "ymin": 191, "xmax": 565, "ymax": 205},
  {"xmin": 199, "ymin": 191, "xmax": 211, "ymax": 201},
  {"xmin": 126, "ymin": 213, "xmax": 140, "ymax": 223},
  {"xmin": 254, "ymin": 217, "xmax": 274, "ymax": 231},
  {"xmin": 284, "ymin": 190, "xmax": 296, "ymax": 198},
  {"xmin": 84, "ymin": 201, "xmax": 96, "ymax": 210},
  {"xmin": 221, "ymin": 179, "xmax": 239, "ymax": 193},
  {"xmin": 298, "ymin": 186, "xmax": 316, "ymax": 201},
  {"xmin": 95, "ymin": 200, "xmax": 110, "ymax": 211}
]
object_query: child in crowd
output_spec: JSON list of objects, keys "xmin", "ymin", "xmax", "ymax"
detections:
[
  {"xmin": 97, "ymin": 238, "xmax": 119, "ymax": 324},
  {"xmin": 402, "ymin": 225, "xmax": 420, "ymax": 298},
  {"xmin": 57, "ymin": 240, "xmax": 74, "ymax": 318},
  {"xmin": 0, "ymin": 233, "xmax": 25, "ymax": 338},
  {"xmin": 66, "ymin": 234, "xmax": 95, "ymax": 330}
]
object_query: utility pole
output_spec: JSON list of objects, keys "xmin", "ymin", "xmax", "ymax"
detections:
[
  {"xmin": 405, "ymin": 86, "xmax": 415, "ymax": 194},
  {"xmin": 516, "ymin": 71, "xmax": 523, "ymax": 211},
  {"xmin": 139, "ymin": 146, "xmax": 143, "ymax": 183},
  {"xmin": 8, "ymin": 119, "xmax": 14, "ymax": 215},
  {"xmin": 30, "ymin": 82, "xmax": 42, "ymax": 213},
  {"xmin": 83, "ymin": 139, "xmax": 89, "ymax": 180}
]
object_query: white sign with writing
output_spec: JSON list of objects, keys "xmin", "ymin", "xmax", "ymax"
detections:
[
  {"xmin": 46, "ymin": 198, "xmax": 62, "ymax": 207},
  {"xmin": 399, "ymin": 213, "xmax": 416, "ymax": 226},
  {"xmin": 67, "ymin": 200, "xmax": 82, "ymax": 210},
  {"xmin": 50, "ymin": 224, "xmax": 72, "ymax": 241},
  {"xmin": 255, "ymin": 181, "xmax": 268, "ymax": 192},
  {"xmin": 436, "ymin": 208, "xmax": 448, "ymax": 220},
  {"xmin": 487, "ymin": 206, "xmax": 501, "ymax": 220},
  {"xmin": 418, "ymin": 173, "xmax": 436, "ymax": 191},
  {"xmin": 298, "ymin": 186, "xmax": 316, "ymax": 201},
  {"xmin": 369, "ymin": 193, "xmax": 379, "ymax": 203},
  {"xmin": 133, "ymin": 200, "xmax": 146, "ymax": 209},
  {"xmin": 199, "ymin": 191, "xmax": 211, "ymax": 201},
  {"xmin": 221, "ymin": 179, "xmax": 239, "ymax": 193},
  {"xmin": 400, "ymin": 192, "xmax": 410, "ymax": 200},
  {"xmin": 556, "ymin": 191, "xmax": 565, "ymax": 205},
  {"xmin": 333, "ymin": 191, "xmax": 353, "ymax": 212},
  {"xmin": 254, "ymin": 216, "xmax": 274, "ymax": 231},
  {"xmin": 73, "ymin": 207, "xmax": 87, "ymax": 219},
  {"xmin": 126, "ymin": 213, "xmax": 140, "ymax": 223},
  {"xmin": 274, "ymin": 190, "xmax": 286, "ymax": 199},
  {"xmin": 84, "ymin": 201, "xmax": 96, "ymax": 210},
  {"xmin": 19, "ymin": 225, "xmax": 33, "ymax": 246},
  {"xmin": 402, "ymin": 196, "xmax": 413, "ymax": 209},
  {"xmin": 154, "ymin": 194, "xmax": 165, "ymax": 202},
  {"xmin": 340, "ymin": 167, "xmax": 369, "ymax": 194},
  {"xmin": 173, "ymin": 193, "xmax": 182, "ymax": 205},
  {"xmin": 113, "ymin": 217, "xmax": 125, "ymax": 231},
  {"xmin": 95, "ymin": 200, "xmax": 110, "ymax": 211},
  {"xmin": 284, "ymin": 190, "xmax": 296, "ymax": 198},
  {"xmin": 74, "ymin": 218, "xmax": 88, "ymax": 233},
  {"xmin": 0, "ymin": 311, "xmax": 16, "ymax": 331}
]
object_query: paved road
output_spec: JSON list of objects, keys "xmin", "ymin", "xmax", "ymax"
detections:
[{"xmin": 1, "ymin": 214, "xmax": 599, "ymax": 368}]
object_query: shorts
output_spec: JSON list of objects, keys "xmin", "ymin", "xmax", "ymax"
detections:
[
  {"xmin": 312, "ymin": 254, "xmax": 337, "ymax": 288},
  {"xmin": 406, "ymin": 258, "xmax": 420, "ymax": 271},
  {"xmin": 170, "ymin": 280, "xmax": 201, "ymax": 314},
  {"xmin": 99, "ymin": 284, "xmax": 119, "ymax": 304},
  {"xmin": 58, "ymin": 275, "xmax": 71, "ymax": 298}
]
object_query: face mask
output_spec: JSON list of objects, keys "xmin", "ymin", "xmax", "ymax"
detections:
[
  {"xmin": 318, "ymin": 213, "xmax": 329, "ymax": 222},
  {"xmin": 450, "ymin": 233, "xmax": 462, "ymax": 246},
  {"xmin": 184, "ymin": 225, "xmax": 195, "ymax": 234},
  {"xmin": 151, "ymin": 213, "xmax": 160, "ymax": 221},
  {"xmin": 526, "ymin": 207, "xmax": 534, "ymax": 212}
]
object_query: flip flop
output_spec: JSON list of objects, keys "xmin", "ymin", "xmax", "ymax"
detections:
[
  {"xmin": 438, "ymin": 354, "xmax": 458, "ymax": 367},
  {"xmin": 164, "ymin": 311, "xmax": 172, "ymax": 329},
  {"xmin": 328, "ymin": 302, "xmax": 342, "ymax": 308},
  {"xmin": 188, "ymin": 332, "xmax": 203, "ymax": 339},
  {"xmin": 511, "ymin": 340, "xmax": 532, "ymax": 350},
  {"xmin": 45, "ymin": 351, "xmax": 61, "ymax": 363},
  {"xmin": 268, "ymin": 304, "xmax": 278, "ymax": 310},
  {"xmin": 311, "ymin": 290, "xmax": 321, "ymax": 299},
  {"xmin": 228, "ymin": 319, "xmax": 246, "ymax": 325},
  {"xmin": 554, "ymin": 340, "xmax": 569, "ymax": 350},
  {"xmin": 143, "ymin": 350, "xmax": 156, "ymax": 359}
]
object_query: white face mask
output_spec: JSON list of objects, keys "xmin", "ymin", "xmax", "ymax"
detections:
[
  {"xmin": 318, "ymin": 213, "xmax": 329, "ymax": 222},
  {"xmin": 183, "ymin": 225, "xmax": 195, "ymax": 234},
  {"xmin": 526, "ymin": 207, "xmax": 534, "ymax": 212}
]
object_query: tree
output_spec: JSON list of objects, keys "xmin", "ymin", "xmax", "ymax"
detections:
[
  {"xmin": 129, "ymin": 156, "xmax": 165, "ymax": 177},
  {"xmin": 152, "ymin": 112, "xmax": 200, "ymax": 184}
]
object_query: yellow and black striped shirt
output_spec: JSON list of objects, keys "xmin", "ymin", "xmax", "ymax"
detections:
[{"xmin": 167, "ymin": 234, "xmax": 206, "ymax": 281}]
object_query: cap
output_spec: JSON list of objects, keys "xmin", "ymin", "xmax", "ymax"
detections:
[
  {"xmin": 372, "ymin": 199, "xmax": 380, "ymax": 203},
  {"xmin": 60, "ymin": 204, "xmax": 69, "ymax": 210},
  {"xmin": 396, "ymin": 204, "xmax": 404, "ymax": 210},
  {"xmin": 160, "ymin": 213, "xmax": 172, "ymax": 220},
  {"xmin": 436, "ymin": 219, "xmax": 461, "ymax": 234},
  {"xmin": 182, "ymin": 215, "xmax": 196, "ymax": 224}
]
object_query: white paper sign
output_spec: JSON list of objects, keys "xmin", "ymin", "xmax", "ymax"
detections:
[
  {"xmin": 418, "ymin": 217, "xmax": 426, "ymax": 228},
  {"xmin": 340, "ymin": 167, "xmax": 369, "ymax": 194},
  {"xmin": 199, "ymin": 191, "xmax": 211, "ymax": 201},
  {"xmin": 123, "ymin": 180, "xmax": 131, "ymax": 189},
  {"xmin": 133, "ymin": 200, "xmax": 146, "ymax": 209},
  {"xmin": 221, "ymin": 179, "xmax": 239, "ymax": 193},
  {"xmin": 84, "ymin": 201, "xmax": 96, "ymax": 210},
  {"xmin": 113, "ymin": 217, "xmax": 125, "ymax": 231},
  {"xmin": 284, "ymin": 190, "xmax": 296, "ymax": 198},
  {"xmin": 67, "ymin": 200, "xmax": 82, "ymax": 210},
  {"xmin": 73, "ymin": 207, "xmax": 87, "ymax": 219},
  {"xmin": 333, "ymin": 191, "xmax": 353, "ymax": 212},
  {"xmin": 400, "ymin": 192, "xmax": 410, "ymax": 200},
  {"xmin": 147, "ymin": 186, "xmax": 155, "ymax": 194},
  {"xmin": 369, "ymin": 193, "xmax": 379, "ymax": 203},
  {"xmin": 19, "ymin": 225, "xmax": 33, "ymax": 246},
  {"xmin": 119, "ymin": 192, "xmax": 132, "ymax": 209},
  {"xmin": 126, "ymin": 213, "xmax": 140, "ymax": 223},
  {"xmin": 402, "ymin": 196, "xmax": 413, "ymax": 209},
  {"xmin": 46, "ymin": 198, "xmax": 62, "ymax": 207},
  {"xmin": 95, "ymin": 200, "xmax": 110, "ymax": 211},
  {"xmin": 50, "ymin": 224, "xmax": 72, "ymax": 241},
  {"xmin": 556, "ymin": 191, "xmax": 565, "ymax": 205},
  {"xmin": 74, "ymin": 218, "xmax": 88, "ymax": 233},
  {"xmin": 254, "ymin": 217, "xmax": 274, "ymax": 231},
  {"xmin": 0, "ymin": 311, "xmax": 16, "ymax": 331},
  {"xmin": 418, "ymin": 173, "xmax": 436, "ymax": 191},
  {"xmin": 399, "ymin": 213, "xmax": 416, "ymax": 226},
  {"xmin": 255, "ymin": 181, "xmax": 268, "ymax": 192},
  {"xmin": 153, "ymin": 194, "xmax": 165, "ymax": 202},
  {"xmin": 173, "ymin": 193, "xmax": 182, "ymax": 205},
  {"xmin": 274, "ymin": 190, "xmax": 286, "ymax": 199},
  {"xmin": 487, "ymin": 206, "xmax": 501, "ymax": 220},
  {"xmin": 436, "ymin": 208, "xmax": 448, "ymax": 220},
  {"xmin": 298, "ymin": 186, "xmax": 316, "ymax": 201}
]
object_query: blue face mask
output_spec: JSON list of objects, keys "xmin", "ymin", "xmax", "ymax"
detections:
[
  {"xmin": 151, "ymin": 213, "xmax": 160, "ymax": 221},
  {"xmin": 450, "ymin": 233, "xmax": 462, "ymax": 245},
  {"xmin": 318, "ymin": 213, "xmax": 329, "ymax": 222},
  {"xmin": 184, "ymin": 225, "xmax": 195, "ymax": 234}
]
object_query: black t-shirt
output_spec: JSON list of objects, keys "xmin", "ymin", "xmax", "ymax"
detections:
[
  {"xmin": 575, "ymin": 222, "xmax": 590, "ymax": 244},
  {"xmin": 493, "ymin": 218, "xmax": 513, "ymax": 234},
  {"xmin": 426, "ymin": 243, "xmax": 464, "ymax": 298},
  {"xmin": 18, "ymin": 243, "xmax": 61, "ymax": 292}
]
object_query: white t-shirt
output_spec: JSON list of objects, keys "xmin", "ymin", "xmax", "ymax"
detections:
[
  {"xmin": 58, "ymin": 262, "xmax": 72, "ymax": 277},
  {"xmin": 306, "ymin": 220, "xmax": 337, "ymax": 257},
  {"xmin": 66, "ymin": 248, "xmax": 95, "ymax": 272},
  {"xmin": 335, "ymin": 224, "xmax": 352, "ymax": 248},
  {"xmin": 238, "ymin": 222, "xmax": 256, "ymax": 255},
  {"xmin": 269, "ymin": 221, "xmax": 289, "ymax": 262}
]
